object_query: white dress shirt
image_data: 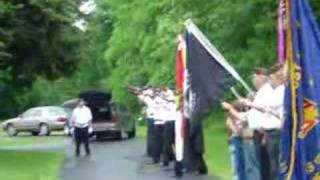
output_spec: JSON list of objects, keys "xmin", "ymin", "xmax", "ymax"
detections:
[
  {"xmin": 151, "ymin": 96, "xmax": 166, "ymax": 125},
  {"xmin": 246, "ymin": 83, "xmax": 272, "ymax": 129},
  {"xmin": 71, "ymin": 106, "xmax": 93, "ymax": 128},
  {"xmin": 138, "ymin": 94, "xmax": 156, "ymax": 119},
  {"xmin": 264, "ymin": 84, "xmax": 285, "ymax": 129},
  {"xmin": 247, "ymin": 83, "xmax": 285, "ymax": 130},
  {"xmin": 163, "ymin": 101, "xmax": 179, "ymax": 122}
]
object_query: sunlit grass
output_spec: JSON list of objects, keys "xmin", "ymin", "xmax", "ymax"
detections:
[
  {"xmin": 204, "ymin": 112, "xmax": 232, "ymax": 180},
  {"xmin": 0, "ymin": 150, "xmax": 65, "ymax": 180},
  {"xmin": 137, "ymin": 125, "xmax": 147, "ymax": 139}
]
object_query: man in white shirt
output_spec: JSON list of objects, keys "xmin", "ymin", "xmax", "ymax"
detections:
[
  {"xmin": 242, "ymin": 65, "xmax": 285, "ymax": 180},
  {"xmin": 222, "ymin": 100, "xmax": 261, "ymax": 180},
  {"xmin": 151, "ymin": 93, "xmax": 168, "ymax": 164},
  {"xmin": 162, "ymin": 89, "xmax": 178, "ymax": 166},
  {"xmin": 71, "ymin": 99, "xmax": 93, "ymax": 157},
  {"xmin": 137, "ymin": 88, "xmax": 156, "ymax": 157},
  {"xmin": 133, "ymin": 86, "xmax": 166, "ymax": 163}
]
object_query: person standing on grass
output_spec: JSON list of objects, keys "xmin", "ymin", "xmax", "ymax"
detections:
[
  {"xmin": 241, "ymin": 64, "xmax": 285, "ymax": 180},
  {"xmin": 222, "ymin": 101, "xmax": 246, "ymax": 180},
  {"xmin": 71, "ymin": 99, "xmax": 93, "ymax": 157},
  {"xmin": 222, "ymin": 101, "xmax": 261, "ymax": 180}
]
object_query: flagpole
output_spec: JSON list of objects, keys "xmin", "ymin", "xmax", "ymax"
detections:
[
  {"xmin": 184, "ymin": 19, "xmax": 253, "ymax": 94},
  {"xmin": 230, "ymin": 87, "xmax": 242, "ymax": 99}
]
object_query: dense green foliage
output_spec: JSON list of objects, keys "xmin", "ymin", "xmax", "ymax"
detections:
[
  {"xmin": 88, "ymin": 0, "xmax": 319, "ymax": 109},
  {"xmin": 0, "ymin": 0, "xmax": 83, "ymax": 117}
]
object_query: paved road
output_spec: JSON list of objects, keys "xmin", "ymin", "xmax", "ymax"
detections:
[{"xmin": 60, "ymin": 138, "xmax": 216, "ymax": 180}]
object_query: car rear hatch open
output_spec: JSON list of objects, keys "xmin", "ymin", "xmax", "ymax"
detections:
[{"xmin": 79, "ymin": 91, "xmax": 119, "ymax": 132}]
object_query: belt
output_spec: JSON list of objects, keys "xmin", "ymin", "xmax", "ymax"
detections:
[
  {"xmin": 74, "ymin": 123, "xmax": 89, "ymax": 128},
  {"xmin": 242, "ymin": 137, "xmax": 254, "ymax": 140},
  {"xmin": 265, "ymin": 129, "xmax": 280, "ymax": 133},
  {"xmin": 242, "ymin": 138, "xmax": 254, "ymax": 143}
]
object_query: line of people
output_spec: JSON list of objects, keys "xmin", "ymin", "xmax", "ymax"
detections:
[
  {"xmin": 129, "ymin": 86, "xmax": 178, "ymax": 167},
  {"xmin": 221, "ymin": 64, "xmax": 286, "ymax": 180},
  {"xmin": 129, "ymin": 85, "xmax": 207, "ymax": 178}
]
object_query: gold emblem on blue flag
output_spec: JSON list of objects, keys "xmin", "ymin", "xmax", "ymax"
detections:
[{"xmin": 298, "ymin": 98, "xmax": 319, "ymax": 138}]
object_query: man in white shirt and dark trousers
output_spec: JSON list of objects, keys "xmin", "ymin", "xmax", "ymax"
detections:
[
  {"xmin": 128, "ymin": 85, "xmax": 156, "ymax": 158},
  {"xmin": 151, "ymin": 94, "xmax": 167, "ymax": 164},
  {"xmin": 162, "ymin": 89, "xmax": 177, "ymax": 167},
  {"xmin": 71, "ymin": 99, "xmax": 93, "ymax": 157}
]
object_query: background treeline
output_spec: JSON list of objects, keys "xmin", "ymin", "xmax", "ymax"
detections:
[{"xmin": 0, "ymin": 0, "xmax": 319, "ymax": 119}]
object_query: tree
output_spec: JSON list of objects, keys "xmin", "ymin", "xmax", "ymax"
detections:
[
  {"xmin": 91, "ymin": 0, "xmax": 319, "ymax": 110},
  {"xmin": 0, "ymin": 0, "xmax": 83, "ymax": 117}
]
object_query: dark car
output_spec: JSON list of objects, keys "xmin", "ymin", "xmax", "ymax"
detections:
[{"xmin": 63, "ymin": 91, "xmax": 136, "ymax": 140}]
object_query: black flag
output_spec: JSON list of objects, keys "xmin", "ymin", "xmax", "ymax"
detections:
[{"xmin": 186, "ymin": 31, "xmax": 235, "ymax": 122}]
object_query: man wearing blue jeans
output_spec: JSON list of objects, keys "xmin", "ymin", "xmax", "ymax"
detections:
[
  {"xmin": 222, "ymin": 101, "xmax": 261, "ymax": 180},
  {"xmin": 225, "ymin": 113, "xmax": 246, "ymax": 180},
  {"xmin": 229, "ymin": 136, "xmax": 246, "ymax": 180}
]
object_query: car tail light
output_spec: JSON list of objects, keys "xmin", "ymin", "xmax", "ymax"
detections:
[{"xmin": 57, "ymin": 117, "xmax": 67, "ymax": 123}]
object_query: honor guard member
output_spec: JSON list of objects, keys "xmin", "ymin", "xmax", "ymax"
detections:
[
  {"xmin": 151, "ymin": 93, "xmax": 167, "ymax": 164},
  {"xmin": 162, "ymin": 89, "xmax": 178, "ymax": 166},
  {"xmin": 138, "ymin": 89, "xmax": 156, "ymax": 157}
]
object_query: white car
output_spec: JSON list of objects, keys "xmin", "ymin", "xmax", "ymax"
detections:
[{"xmin": 1, "ymin": 106, "xmax": 70, "ymax": 136}]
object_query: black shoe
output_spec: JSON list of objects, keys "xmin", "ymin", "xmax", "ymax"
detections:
[
  {"xmin": 153, "ymin": 158, "xmax": 160, "ymax": 164},
  {"xmin": 198, "ymin": 168, "xmax": 208, "ymax": 175},
  {"xmin": 175, "ymin": 171, "xmax": 183, "ymax": 178},
  {"xmin": 86, "ymin": 150, "xmax": 91, "ymax": 156},
  {"xmin": 163, "ymin": 161, "xmax": 169, "ymax": 167},
  {"xmin": 175, "ymin": 161, "xmax": 183, "ymax": 178}
]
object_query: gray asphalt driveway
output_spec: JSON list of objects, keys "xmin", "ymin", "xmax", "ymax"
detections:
[{"xmin": 60, "ymin": 138, "xmax": 216, "ymax": 180}]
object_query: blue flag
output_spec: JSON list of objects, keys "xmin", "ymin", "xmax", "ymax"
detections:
[{"xmin": 280, "ymin": 0, "xmax": 320, "ymax": 179}]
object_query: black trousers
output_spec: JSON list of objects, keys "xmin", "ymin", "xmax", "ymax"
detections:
[
  {"xmin": 152, "ymin": 124, "xmax": 164, "ymax": 163},
  {"xmin": 184, "ymin": 120, "xmax": 207, "ymax": 174},
  {"xmin": 194, "ymin": 153, "xmax": 208, "ymax": 174},
  {"xmin": 146, "ymin": 118, "xmax": 154, "ymax": 157},
  {"xmin": 74, "ymin": 127, "xmax": 90, "ymax": 156},
  {"xmin": 163, "ymin": 121, "xmax": 175, "ymax": 166}
]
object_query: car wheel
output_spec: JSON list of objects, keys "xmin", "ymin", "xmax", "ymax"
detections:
[
  {"xmin": 31, "ymin": 131, "xmax": 39, "ymax": 136},
  {"xmin": 116, "ymin": 130, "xmax": 126, "ymax": 140},
  {"xmin": 113, "ymin": 131, "xmax": 120, "ymax": 140},
  {"xmin": 96, "ymin": 134, "xmax": 104, "ymax": 141},
  {"xmin": 39, "ymin": 124, "xmax": 50, "ymax": 136},
  {"xmin": 6, "ymin": 124, "xmax": 17, "ymax": 136}
]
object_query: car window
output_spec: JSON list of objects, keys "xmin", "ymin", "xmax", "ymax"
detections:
[
  {"xmin": 48, "ymin": 107, "xmax": 66, "ymax": 116},
  {"xmin": 22, "ymin": 109, "xmax": 42, "ymax": 117}
]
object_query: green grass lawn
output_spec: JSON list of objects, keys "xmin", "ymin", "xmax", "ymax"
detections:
[
  {"xmin": 136, "ymin": 111, "xmax": 232, "ymax": 180},
  {"xmin": 0, "ymin": 150, "xmax": 65, "ymax": 180},
  {"xmin": 0, "ymin": 129, "xmax": 66, "ymax": 180},
  {"xmin": 0, "ymin": 130, "xmax": 65, "ymax": 148},
  {"xmin": 137, "ymin": 125, "xmax": 147, "ymax": 138},
  {"xmin": 204, "ymin": 112, "xmax": 232, "ymax": 180}
]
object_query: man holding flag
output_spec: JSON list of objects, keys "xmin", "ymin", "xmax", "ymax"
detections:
[{"xmin": 174, "ymin": 20, "xmax": 250, "ymax": 177}]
